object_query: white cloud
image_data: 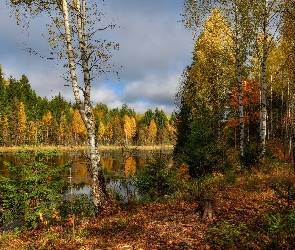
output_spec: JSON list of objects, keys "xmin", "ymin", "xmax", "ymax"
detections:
[{"xmin": 0, "ymin": 0, "xmax": 193, "ymax": 115}]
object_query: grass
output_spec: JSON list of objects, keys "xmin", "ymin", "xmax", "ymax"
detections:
[{"xmin": 0, "ymin": 144, "xmax": 174, "ymax": 153}]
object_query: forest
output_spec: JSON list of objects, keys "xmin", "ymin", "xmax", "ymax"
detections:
[
  {"xmin": 0, "ymin": 67, "xmax": 176, "ymax": 147},
  {"xmin": 174, "ymin": 4, "xmax": 295, "ymax": 177}
]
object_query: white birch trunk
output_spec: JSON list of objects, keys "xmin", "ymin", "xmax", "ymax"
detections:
[
  {"xmin": 236, "ymin": 44, "xmax": 244, "ymax": 159},
  {"xmin": 62, "ymin": 0, "xmax": 106, "ymax": 214},
  {"xmin": 260, "ymin": 0, "xmax": 268, "ymax": 157},
  {"xmin": 234, "ymin": 4, "xmax": 244, "ymax": 160}
]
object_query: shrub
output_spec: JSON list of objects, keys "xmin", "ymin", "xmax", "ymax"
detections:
[
  {"xmin": 207, "ymin": 221, "xmax": 247, "ymax": 248},
  {"xmin": 0, "ymin": 149, "xmax": 69, "ymax": 229},
  {"xmin": 271, "ymin": 181, "xmax": 295, "ymax": 207},
  {"xmin": 173, "ymin": 95, "xmax": 224, "ymax": 178},
  {"xmin": 262, "ymin": 211, "xmax": 295, "ymax": 249},
  {"xmin": 134, "ymin": 154, "xmax": 177, "ymax": 199},
  {"xmin": 240, "ymin": 144, "xmax": 260, "ymax": 167},
  {"xmin": 58, "ymin": 194, "xmax": 95, "ymax": 218},
  {"xmin": 184, "ymin": 116, "xmax": 222, "ymax": 177}
]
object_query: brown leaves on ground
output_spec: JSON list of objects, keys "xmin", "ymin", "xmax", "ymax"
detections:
[
  {"xmin": 0, "ymin": 200, "xmax": 213, "ymax": 250},
  {"xmin": 1, "ymin": 164, "xmax": 294, "ymax": 249}
]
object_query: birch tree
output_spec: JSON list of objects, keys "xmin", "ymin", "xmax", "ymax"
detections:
[
  {"xmin": 182, "ymin": 0, "xmax": 257, "ymax": 161},
  {"xmin": 282, "ymin": 0, "xmax": 295, "ymax": 169},
  {"xmin": 253, "ymin": 0, "xmax": 282, "ymax": 156},
  {"xmin": 8, "ymin": 0, "xmax": 118, "ymax": 213}
]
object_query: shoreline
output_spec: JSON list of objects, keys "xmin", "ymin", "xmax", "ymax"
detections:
[{"xmin": 0, "ymin": 145, "xmax": 174, "ymax": 153}]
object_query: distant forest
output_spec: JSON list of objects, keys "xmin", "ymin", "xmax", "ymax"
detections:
[{"xmin": 0, "ymin": 66, "xmax": 176, "ymax": 147}]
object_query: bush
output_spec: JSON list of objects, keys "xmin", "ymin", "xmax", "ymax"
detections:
[
  {"xmin": 184, "ymin": 117, "xmax": 223, "ymax": 177},
  {"xmin": 134, "ymin": 154, "xmax": 177, "ymax": 199},
  {"xmin": 240, "ymin": 144, "xmax": 260, "ymax": 167},
  {"xmin": 58, "ymin": 194, "xmax": 95, "ymax": 218},
  {"xmin": 0, "ymin": 149, "xmax": 69, "ymax": 229},
  {"xmin": 173, "ymin": 95, "xmax": 224, "ymax": 178},
  {"xmin": 271, "ymin": 181, "xmax": 295, "ymax": 207},
  {"xmin": 262, "ymin": 211, "xmax": 295, "ymax": 248},
  {"xmin": 207, "ymin": 221, "xmax": 248, "ymax": 248}
]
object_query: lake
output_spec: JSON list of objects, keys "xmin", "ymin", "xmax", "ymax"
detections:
[{"xmin": 0, "ymin": 149, "xmax": 173, "ymax": 200}]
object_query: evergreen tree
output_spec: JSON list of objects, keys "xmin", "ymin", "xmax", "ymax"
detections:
[
  {"xmin": 2, "ymin": 115, "xmax": 9, "ymax": 146},
  {"xmin": 141, "ymin": 109, "xmax": 154, "ymax": 128},
  {"xmin": 49, "ymin": 93, "xmax": 71, "ymax": 124}
]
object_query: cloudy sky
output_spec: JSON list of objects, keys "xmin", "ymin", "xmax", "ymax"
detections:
[{"xmin": 0, "ymin": 0, "xmax": 194, "ymax": 114}]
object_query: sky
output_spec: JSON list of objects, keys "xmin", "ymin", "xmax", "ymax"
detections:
[{"xmin": 0, "ymin": 0, "xmax": 194, "ymax": 115}]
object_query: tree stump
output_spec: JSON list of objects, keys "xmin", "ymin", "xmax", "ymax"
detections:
[{"xmin": 198, "ymin": 194, "xmax": 215, "ymax": 219}]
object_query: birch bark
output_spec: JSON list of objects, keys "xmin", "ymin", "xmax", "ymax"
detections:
[
  {"xmin": 61, "ymin": 0, "xmax": 106, "ymax": 214},
  {"xmin": 234, "ymin": 2, "xmax": 244, "ymax": 159},
  {"xmin": 260, "ymin": 0, "xmax": 268, "ymax": 157}
]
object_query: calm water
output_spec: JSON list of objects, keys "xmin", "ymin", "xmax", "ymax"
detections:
[{"xmin": 0, "ymin": 149, "xmax": 172, "ymax": 198}]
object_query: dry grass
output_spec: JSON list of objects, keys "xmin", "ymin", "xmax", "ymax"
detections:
[{"xmin": 0, "ymin": 145, "xmax": 174, "ymax": 153}]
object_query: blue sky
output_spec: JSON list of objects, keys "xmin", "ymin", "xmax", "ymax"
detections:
[{"xmin": 0, "ymin": 0, "xmax": 194, "ymax": 114}]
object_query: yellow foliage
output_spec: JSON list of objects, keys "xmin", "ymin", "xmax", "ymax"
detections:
[
  {"xmin": 97, "ymin": 122, "xmax": 105, "ymax": 140},
  {"xmin": 187, "ymin": 8, "xmax": 235, "ymax": 113},
  {"xmin": 124, "ymin": 156, "xmax": 137, "ymax": 177},
  {"xmin": 72, "ymin": 109, "xmax": 87, "ymax": 138},
  {"xmin": 148, "ymin": 119, "xmax": 157, "ymax": 144},
  {"xmin": 176, "ymin": 163, "xmax": 190, "ymax": 181},
  {"xmin": 52, "ymin": 208, "xmax": 61, "ymax": 221}
]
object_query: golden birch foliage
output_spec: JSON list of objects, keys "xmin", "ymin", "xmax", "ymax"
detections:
[
  {"xmin": 130, "ymin": 117, "xmax": 137, "ymax": 138},
  {"xmin": 71, "ymin": 109, "xmax": 87, "ymax": 138},
  {"xmin": 251, "ymin": 36, "xmax": 284, "ymax": 93},
  {"xmin": 104, "ymin": 123, "xmax": 113, "ymax": 142},
  {"xmin": 42, "ymin": 111, "xmax": 53, "ymax": 126},
  {"xmin": 276, "ymin": 12, "xmax": 295, "ymax": 91},
  {"xmin": 187, "ymin": 8, "xmax": 235, "ymax": 111},
  {"xmin": 265, "ymin": 42, "xmax": 288, "ymax": 94},
  {"xmin": 123, "ymin": 115, "xmax": 132, "ymax": 140},
  {"xmin": 97, "ymin": 122, "xmax": 105, "ymax": 141},
  {"xmin": 148, "ymin": 119, "xmax": 157, "ymax": 144}
]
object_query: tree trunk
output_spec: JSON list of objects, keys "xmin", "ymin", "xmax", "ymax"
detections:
[
  {"xmin": 260, "ymin": 0, "xmax": 268, "ymax": 157},
  {"xmin": 198, "ymin": 194, "xmax": 215, "ymax": 219},
  {"xmin": 235, "ymin": 4, "xmax": 244, "ymax": 162},
  {"xmin": 236, "ymin": 44, "xmax": 244, "ymax": 159},
  {"xmin": 62, "ymin": 0, "xmax": 106, "ymax": 214}
]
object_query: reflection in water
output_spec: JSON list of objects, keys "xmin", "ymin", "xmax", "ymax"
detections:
[
  {"xmin": 0, "ymin": 150, "xmax": 171, "ymax": 199},
  {"xmin": 124, "ymin": 155, "xmax": 137, "ymax": 178}
]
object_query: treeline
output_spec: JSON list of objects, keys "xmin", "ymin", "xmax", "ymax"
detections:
[
  {"xmin": 0, "ymin": 66, "xmax": 176, "ymax": 147},
  {"xmin": 174, "ymin": 6, "xmax": 295, "ymax": 176}
]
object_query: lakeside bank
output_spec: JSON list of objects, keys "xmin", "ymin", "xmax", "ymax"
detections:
[{"xmin": 0, "ymin": 145, "xmax": 174, "ymax": 153}]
